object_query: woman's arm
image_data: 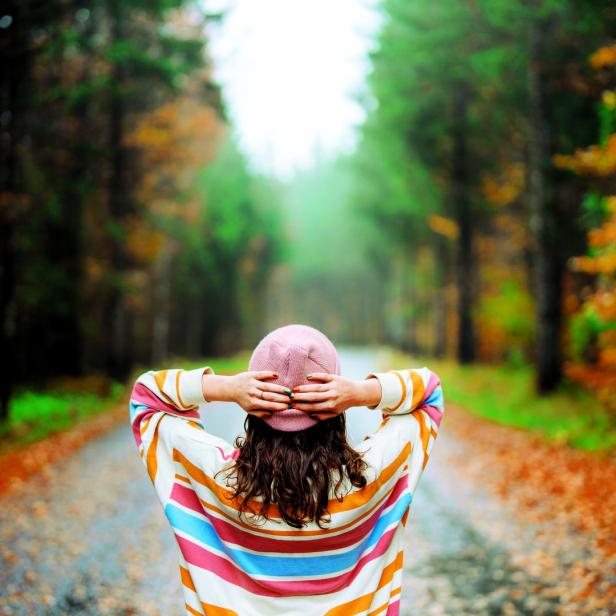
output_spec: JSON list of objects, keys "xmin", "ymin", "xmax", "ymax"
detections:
[
  {"xmin": 129, "ymin": 367, "xmax": 293, "ymax": 490},
  {"xmin": 292, "ymin": 367, "xmax": 444, "ymax": 479},
  {"xmin": 201, "ymin": 371, "xmax": 293, "ymax": 419},
  {"xmin": 290, "ymin": 373, "xmax": 382, "ymax": 419}
]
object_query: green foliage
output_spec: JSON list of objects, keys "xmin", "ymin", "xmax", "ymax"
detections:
[
  {"xmin": 476, "ymin": 279, "xmax": 536, "ymax": 360},
  {"xmin": 580, "ymin": 192, "xmax": 609, "ymax": 230},
  {"xmin": 1, "ymin": 385, "xmax": 124, "ymax": 446}
]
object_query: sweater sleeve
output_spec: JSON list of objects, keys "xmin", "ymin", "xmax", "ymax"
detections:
[
  {"xmin": 357, "ymin": 367, "xmax": 444, "ymax": 493},
  {"xmin": 129, "ymin": 366, "xmax": 235, "ymax": 499}
]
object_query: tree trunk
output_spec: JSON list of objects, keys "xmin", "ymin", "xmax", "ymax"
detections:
[
  {"xmin": 452, "ymin": 85, "xmax": 476, "ymax": 364},
  {"xmin": 105, "ymin": 0, "xmax": 131, "ymax": 380},
  {"xmin": 433, "ymin": 235, "xmax": 448, "ymax": 357},
  {"xmin": 0, "ymin": 0, "xmax": 27, "ymax": 420},
  {"xmin": 527, "ymin": 19, "xmax": 562, "ymax": 393},
  {"xmin": 152, "ymin": 246, "xmax": 172, "ymax": 365}
]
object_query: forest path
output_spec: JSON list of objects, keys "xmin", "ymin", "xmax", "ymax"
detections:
[{"xmin": 0, "ymin": 349, "xmax": 612, "ymax": 615}]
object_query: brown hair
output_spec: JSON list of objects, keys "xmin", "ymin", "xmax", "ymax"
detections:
[{"xmin": 223, "ymin": 414, "xmax": 368, "ymax": 529}]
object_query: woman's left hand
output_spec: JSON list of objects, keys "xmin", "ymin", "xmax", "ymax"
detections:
[{"xmin": 291, "ymin": 373, "xmax": 379, "ymax": 421}]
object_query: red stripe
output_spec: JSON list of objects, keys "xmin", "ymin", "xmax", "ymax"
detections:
[
  {"xmin": 175, "ymin": 525, "xmax": 399, "ymax": 597},
  {"xmin": 132, "ymin": 382, "xmax": 200, "ymax": 418},
  {"xmin": 386, "ymin": 599, "xmax": 400, "ymax": 615},
  {"xmin": 169, "ymin": 476, "xmax": 409, "ymax": 554},
  {"xmin": 131, "ymin": 382, "xmax": 200, "ymax": 446}
]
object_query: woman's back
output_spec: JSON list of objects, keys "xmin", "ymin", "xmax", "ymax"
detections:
[{"xmin": 130, "ymin": 363, "xmax": 443, "ymax": 616}]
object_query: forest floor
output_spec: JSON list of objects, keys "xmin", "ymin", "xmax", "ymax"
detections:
[{"xmin": 0, "ymin": 349, "xmax": 614, "ymax": 615}]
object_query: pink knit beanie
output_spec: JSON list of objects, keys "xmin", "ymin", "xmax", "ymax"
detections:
[{"xmin": 248, "ymin": 324, "xmax": 340, "ymax": 432}]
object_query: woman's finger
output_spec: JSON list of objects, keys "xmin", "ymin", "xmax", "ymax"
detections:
[
  {"xmin": 258, "ymin": 390, "xmax": 291, "ymax": 404},
  {"xmin": 247, "ymin": 410, "xmax": 272, "ymax": 419},
  {"xmin": 292, "ymin": 383, "xmax": 330, "ymax": 393},
  {"xmin": 258, "ymin": 381, "xmax": 293, "ymax": 397},
  {"xmin": 293, "ymin": 401, "xmax": 336, "ymax": 412},
  {"xmin": 291, "ymin": 391, "xmax": 333, "ymax": 402},
  {"xmin": 252, "ymin": 399, "xmax": 289, "ymax": 412},
  {"xmin": 306, "ymin": 373, "xmax": 334, "ymax": 382},
  {"xmin": 249, "ymin": 371, "xmax": 279, "ymax": 380}
]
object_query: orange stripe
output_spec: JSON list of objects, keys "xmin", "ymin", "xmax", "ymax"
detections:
[
  {"xmin": 388, "ymin": 371, "xmax": 407, "ymax": 412},
  {"xmin": 324, "ymin": 551, "xmax": 404, "ymax": 615},
  {"xmin": 409, "ymin": 369, "xmax": 424, "ymax": 409},
  {"xmin": 173, "ymin": 442, "xmax": 410, "ymax": 519},
  {"xmin": 176, "ymin": 370, "xmax": 185, "ymax": 409},
  {"xmin": 201, "ymin": 602, "xmax": 239, "ymax": 616},
  {"xmin": 153, "ymin": 369, "xmax": 179, "ymax": 407},
  {"xmin": 414, "ymin": 412, "xmax": 431, "ymax": 461},
  {"xmin": 140, "ymin": 415, "xmax": 152, "ymax": 436},
  {"xmin": 187, "ymin": 420, "xmax": 204, "ymax": 431},
  {"xmin": 180, "ymin": 565, "xmax": 196, "ymax": 591},
  {"xmin": 146, "ymin": 417, "xmax": 161, "ymax": 482},
  {"xmin": 175, "ymin": 473, "xmax": 190, "ymax": 483},
  {"xmin": 367, "ymin": 587, "xmax": 402, "ymax": 616},
  {"xmin": 194, "ymin": 467, "xmax": 402, "ymax": 538},
  {"xmin": 185, "ymin": 603, "xmax": 205, "ymax": 616},
  {"xmin": 154, "ymin": 370, "xmax": 168, "ymax": 393}
]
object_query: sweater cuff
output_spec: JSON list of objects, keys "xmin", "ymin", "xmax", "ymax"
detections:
[
  {"xmin": 364, "ymin": 372, "xmax": 404, "ymax": 412},
  {"xmin": 179, "ymin": 366, "xmax": 214, "ymax": 406}
]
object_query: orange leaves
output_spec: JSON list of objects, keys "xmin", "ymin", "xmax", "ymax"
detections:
[
  {"xmin": 553, "ymin": 134, "xmax": 616, "ymax": 176},
  {"xmin": 126, "ymin": 85, "xmax": 224, "ymax": 218},
  {"xmin": 570, "ymin": 196, "xmax": 616, "ymax": 277},
  {"xmin": 589, "ymin": 43, "xmax": 616, "ymax": 69},
  {"xmin": 480, "ymin": 163, "xmax": 525, "ymax": 207},
  {"xmin": 124, "ymin": 217, "xmax": 166, "ymax": 265},
  {"xmin": 427, "ymin": 214, "xmax": 459, "ymax": 239}
]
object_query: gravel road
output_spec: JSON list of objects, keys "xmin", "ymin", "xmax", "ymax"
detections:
[{"xmin": 0, "ymin": 349, "xmax": 603, "ymax": 615}]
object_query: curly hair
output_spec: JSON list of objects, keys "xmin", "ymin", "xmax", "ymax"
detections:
[{"xmin": 221, "ymin": 414, "xmax": 368, "ymax": 529}]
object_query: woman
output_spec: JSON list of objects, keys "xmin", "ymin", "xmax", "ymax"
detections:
[{"xmin": 130, "ymin": 324, "xmax": 444, "ymax": 615}]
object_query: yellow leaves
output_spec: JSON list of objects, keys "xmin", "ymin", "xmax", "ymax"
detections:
[
  {"xmin": 553, "ymin": 134, "xmax": 616, "ymax": 177},
  {"xmin": 589, "ymin": 43, "xmax": 616, "ymax": 70},
  {"xmin": 126, "ymin": 87, "xmax": 225, "ymax": 217},
  {"xmin": 427, "ymin": 214, "xmax": 459, "ymax": 239},
  {"xmin": 571, "ymin": 253, "xmax": 616, "ymax": 275},
  {"xmin": 124, "ymin": 217, "xmax": 166, "ymax": 265},
  {"xmin": 602, "ymin": 90, "xmax": 616, "ymax": 110},
  {"xmin": 480, "ymin": 163, "xmax": 525, "ymax": 207}
]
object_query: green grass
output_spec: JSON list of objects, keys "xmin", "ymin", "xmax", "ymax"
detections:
[
  {"xmin": 1, "ymin": 353, "xmax": 252, "ymax": 449},
  {"xmin": 1, "ymin": 384, "xmax": 125, "ymax": 446},
  {"xmin": 391, "ymin": 352, "xmax": 616, "ymax": 452}
]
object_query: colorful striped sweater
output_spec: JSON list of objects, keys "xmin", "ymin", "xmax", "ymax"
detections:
[{"xmin": 129, "ymin": 366, "xmax": 444, "ymax": 616}]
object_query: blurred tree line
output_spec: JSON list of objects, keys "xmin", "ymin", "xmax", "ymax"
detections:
[
  {"xmin": 348, "ymin": 0, "xmax": 616, "ymax": 400},
  {"xmin": 2, "ymin": 0, "xmax": 616, "ymax": 423},
  {"xmin": 0, "ymin": 1, "xmax": 284, "ymax": 419}
]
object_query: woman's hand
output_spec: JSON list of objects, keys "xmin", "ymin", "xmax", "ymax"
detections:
[
  {"xmin": 202, "ymin": 371, "xmax": 293, "ymax": 419},
  {"xmin": 291, "ymin": 374, "xmax": 382, "ymax": 421}
]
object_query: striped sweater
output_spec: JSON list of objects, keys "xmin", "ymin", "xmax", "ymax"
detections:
[{"xmin": 129, "ymin": 366, "xmax": 444, "ymax": 616}]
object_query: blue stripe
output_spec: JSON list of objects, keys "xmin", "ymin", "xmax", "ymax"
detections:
[
  {"xmin": 426, "ymin": 388, "xmax": 443, "ymax": 410},
  {"xmin": 129, "ymin": 400, "xmax": 150, "ymax": 423},
  {"xmin": 165, "ymin": 492, "xmax": 412, "ymax": 577}
]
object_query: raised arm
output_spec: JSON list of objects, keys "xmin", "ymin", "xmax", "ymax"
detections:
[
  {"xmin": 358, "ymin": 367, "xmax": 444, "ymax": 488},
  {"xmin": 291, "ymin": 367, "xmax": 444, "ymax": 487},
  {"xmin": 130, "ymin": 367, "xmax": 295, "ymax": 479},
  {"xmin": 130, "ymin": 367, "xmax": 211, "ymax": 451}
]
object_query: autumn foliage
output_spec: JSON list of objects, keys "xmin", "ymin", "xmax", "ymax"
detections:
[{"xmin": 554, "ymin": 45, "xmax": 616, "ymax": 410}]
